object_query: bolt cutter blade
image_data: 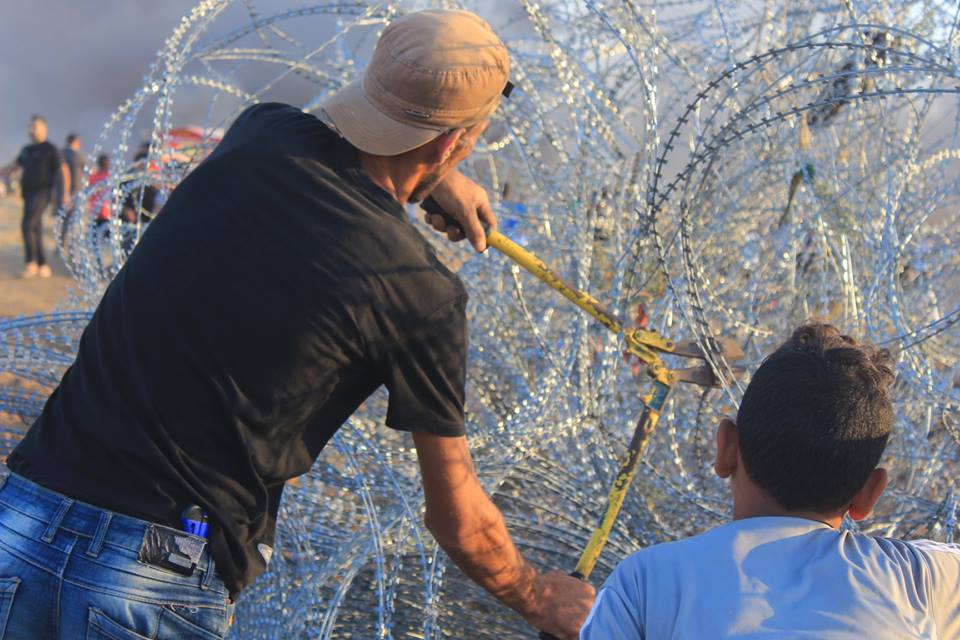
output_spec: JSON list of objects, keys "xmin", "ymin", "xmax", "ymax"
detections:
[
  {"xmin": 671, "ymin": 364, "xmax": 748, "ymax": 387},
  {"xmin": 669, "ymin": 336, "xmax": 745, "ymax": 362}
]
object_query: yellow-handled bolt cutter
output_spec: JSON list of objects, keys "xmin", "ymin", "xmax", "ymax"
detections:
[{"xmin": 421, "ymin": 199, "xmax": 744, "ymax": 638}]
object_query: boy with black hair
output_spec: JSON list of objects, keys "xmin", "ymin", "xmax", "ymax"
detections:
[{"xmin": 581, "ymin": 323, "xmax": 960, "ymax": 639}]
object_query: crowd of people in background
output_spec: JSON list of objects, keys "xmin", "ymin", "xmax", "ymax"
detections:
[{"xmin": 0, "ymin": 114, "xmax": 145, "ymax": 280}]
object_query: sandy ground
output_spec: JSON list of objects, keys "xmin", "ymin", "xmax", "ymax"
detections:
[
  {"xmin": 0, "ymin": 195, "xmax": 73, "ymax": 317},
  {"xmin": 0, "ymin": 194, "xmax": 75, "ymax": 434}
]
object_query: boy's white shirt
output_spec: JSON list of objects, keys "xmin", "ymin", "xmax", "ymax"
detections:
[{"xmin": 580, "ymin": 516, "xmax": 960, "ymax": 639}]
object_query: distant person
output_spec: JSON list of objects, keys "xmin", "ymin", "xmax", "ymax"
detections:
[
  {"xmin": 62, "ymin": 132, "xmax": 87, "ymax": 197},
  {"xmin": 121, "ymin": 142, "xmax": 160, "ymax": 223},
  {"xmin": 88, "ymin": 154, "xmax": 111, "ymax": 224},
  {"xmin": 0, "ymin": 114, "xmax": 69, "ymax": 278},
  {"xmin": 581, "ymin": 323, "xmax": 960, "ymax": 639},
  {"xmin": 86, "ymin": 154, "xmax": 112, "ymax": 275}
]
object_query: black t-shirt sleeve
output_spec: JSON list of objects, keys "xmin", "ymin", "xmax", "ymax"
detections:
[
  {"xmin": 15, "ymin": 146, "xmax": 26, "ymax": 167},
  {"xmin": 383, "ymin": 295, "xmax": 468, "ymax": 437}
]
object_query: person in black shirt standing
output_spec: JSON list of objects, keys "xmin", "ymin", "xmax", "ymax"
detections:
[
  {"xmin": 1, "ymin": 10, "xmax": 594, "ymax": 640},
  {"xmin": 0, "ymin": 114, "xmax": 69, "ymax": 278},
  {"xmin": 62, "ymin": 132, "xmax": 87, "ymax": 198}
]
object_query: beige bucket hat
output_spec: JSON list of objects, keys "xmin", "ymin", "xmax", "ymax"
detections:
[{"xmin": 322, "ymin": 9, "xmax": 511, "ymax": 156}]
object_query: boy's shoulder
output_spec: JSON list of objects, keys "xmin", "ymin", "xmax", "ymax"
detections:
[
  {"xmin": 620, "ymin": 517, "xmax": 763, "ymax": 558},
  {"xmin": 836, "ymin": 530, "xmax": 960, "ymax": 567},
  {"xmin": 609, "ymin": 520, "xmax": 734, "ymax": 581},
  {"xmin": 899, "ymin": 537, "xmax": 960, "ymax": 557},
  {"xmin": 612, "ymin": 518, "xmax": 960, "ymax": 583},
  {"xmin": 871, "ymin": 535, "xmax": 960, "ymax": 575}
]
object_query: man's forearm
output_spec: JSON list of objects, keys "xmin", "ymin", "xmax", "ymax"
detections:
[
  {"xmin": 414, "ymin": 432, "xmax": 594, "ymax": 637},
  {"xmin": 426, "ymin": 490, "xmax": 541, "ymax": 616}
]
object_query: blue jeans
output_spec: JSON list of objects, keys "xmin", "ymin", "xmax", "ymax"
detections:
[{"xmin": 0, "ymin": 472, "xmax": 234, "ymax": 639}]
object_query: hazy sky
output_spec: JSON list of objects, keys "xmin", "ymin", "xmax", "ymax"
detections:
[
  {"xmin": 0, "ymin": 1, "xmax": 198, "ymax": 161},
  {"xmin": 0, "ymin": 1, "xmax": 520, "ymax": 164}
]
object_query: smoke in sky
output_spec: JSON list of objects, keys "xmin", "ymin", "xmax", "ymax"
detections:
[
  {"xmin": 0, "ymin": 1, "xmax": 529, "ymax": 164},
  {"xmin": 0, "ymin": 1, "xmax": 200, "ymax": 161}
]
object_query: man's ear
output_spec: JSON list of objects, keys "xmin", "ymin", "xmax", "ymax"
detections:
[
  {"xmin": 428, "ymin": 128, "xmax": 465, "ymax": 165},
  {"xmin": 847, "ymin": 467, "xmax": 888, "ymax": 521},
  {"xmin": 714, "ymin": 418, "xmax": 739, "ymax": 479}
]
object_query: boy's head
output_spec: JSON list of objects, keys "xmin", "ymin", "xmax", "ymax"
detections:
[{"xmin": 719, "ymin": 323, "xmax": 895, "ymax": 520}]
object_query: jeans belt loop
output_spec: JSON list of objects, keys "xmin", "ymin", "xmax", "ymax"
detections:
[
  {"xmin": 200, "ymin": 548, "xmax": 215, "ymax": 590},
  {"xmin": 41, "ymin": 497, "xmax": 74, "ymax": 544},
  {"xmin": 86, "ymin": 511, "xmax": 113, "ymax": 558}
]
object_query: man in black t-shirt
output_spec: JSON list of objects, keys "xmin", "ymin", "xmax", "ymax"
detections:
[
  {"xmin": 0, "ymin": 114, "xmax": 69, "ymax": 278},
  {"xmin": 1, "ymin": 10, "xmax": 593, "ymax": 640}
]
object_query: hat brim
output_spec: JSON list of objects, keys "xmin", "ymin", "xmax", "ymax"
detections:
[{"xmin": 322, "ymin": 80, "xmax": 444, "ymax": 156}]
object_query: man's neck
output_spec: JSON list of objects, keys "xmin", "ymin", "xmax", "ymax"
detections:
[
  {"xmin": 732, "ymin": 504, "xmax": 841, "ymax": 529},
  {"xmin": 732, "ymin": 478, "xmax": 843, "ymax": 528},
  {"xmin": 358, "ymin": 152, "xmax": 423, "ymax": 205}
]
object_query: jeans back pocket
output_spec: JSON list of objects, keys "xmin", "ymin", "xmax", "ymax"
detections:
[
  {"xmin": 0, "ymin": 577, "xmax": 20, "ymax": 637},
  {"xmin": 86, "ymin": 608, "xmax": 151, "ymax": 640}
]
